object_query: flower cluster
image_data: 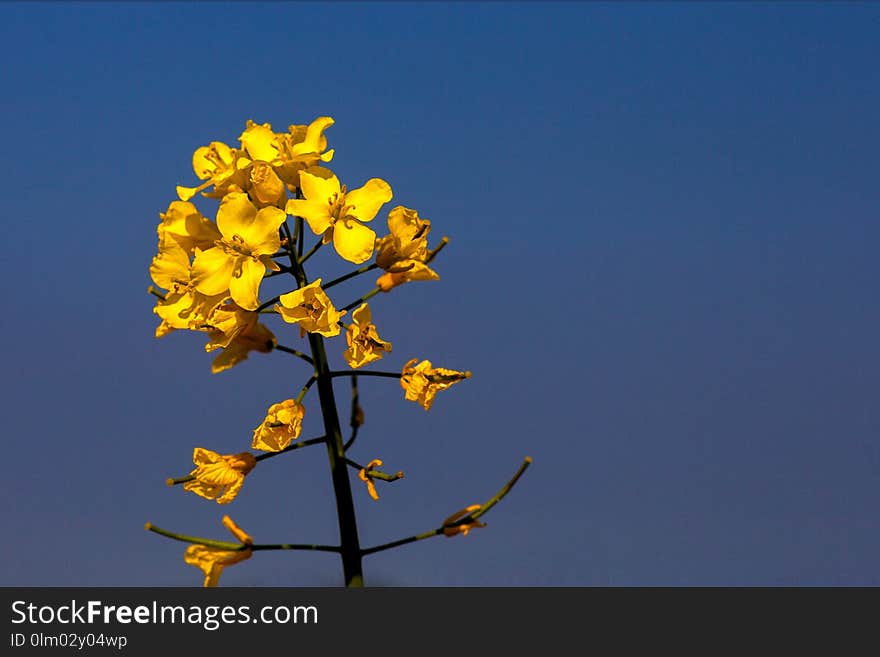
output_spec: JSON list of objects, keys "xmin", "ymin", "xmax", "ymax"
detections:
[{"xmin": 146, "ymin": 116, "xmax": 502, "ymax": 588}]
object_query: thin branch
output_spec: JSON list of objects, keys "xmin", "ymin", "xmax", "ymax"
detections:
[
  {"xmin": 344, "ymin": 375, "xmax": 361, "ymax": 451},
  {"xmin": 147, "ymin": 286, "xmax": 166, "ymax": 301},
  {"xmin": 257, "ymin": 295, "xmax": 282, "ymax": 312},
  {"xmin": 360, "ymin": 457, "xmax": 533, "ymax": 557},
  {"xmin": 341, "ymin": 287, "xmax": 381, "ymax": 312},
  {"xmin": 296, "ymin": 374, "xmax": 318, "ymax": 402},
  {"xmin": 145, "ymin": 523, "xmax": 340, "ymax": 553},
  {"xmin": 329, "ymin": 370, "xmax": 400, "ymax": 380},
  {"xmin": 323, "ymin": 263, "xmax": 379, "ymax": 290},
  {"xmin": 265, "ymin": 266, "xmax": 292, "ymax": 279},
  {"xmin": 274, "ymin": 344, "xmax": 314, "ymax": 365},
  {"xmin": 345, "ymin": 458, "xmax": 404, "ymax": 483},
  {"xmin": 298, "ymin": 236, "xmax": 324, "ymax": 265},
  {"xmin": 426, "ymin": 236, "xmax": 450, "ymax": 264},
  {"xmin": 165, "ymin": 436, "xmax": 328, "ymax": 486}
]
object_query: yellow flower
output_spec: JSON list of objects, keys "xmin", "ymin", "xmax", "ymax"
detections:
[
  {"xmin": 343, "ymin": 304, "xmax": 392, "ymax": 369},
  {"xmin": 274, "ymin": 117, "xmax": 336, "ymax": 187},
  {"xmin": 276, "ymin": 279, "xmax": 346, "ymax": 338},
  {"xmin": 191, "ymin": 192, "xmax": 285, "ymax": 310},
  {"xmin": 442, "ymin": 504, "xmax": 486, "ymax": 537},
  {"xmin": 183, "ymin": 516, "xmax": 253, "ymax": 587},
  {"xmin": 400, "ymin": 359, "xmax": 471, "ymax": 411},
  {"xmin": 208, "ymin": 317, "xmax": 276, "ymax": 374},
  {"xmin": 204, "ymin": 300, "xmax": 260, "ymax": 350},
  {"xmin": 358, "ymin": 458, "xmax": 383, "ymax": 501},
  {"xmin": 252, "ymin": 399, "xmax": 305, "ymax": 452},
  {"xmin": 224, "ymin": 117, "xmax": 337, "ymax": 204},
  {"xmin": 158, "ymin": 200, "xmax": 222, "ymax": 256},
  {"xmin": 182, "ymin": 448, "xmax": 257, "ymax": 504},
  {"xmin": 150, "ymin": 238, "xmax": 225, "ymax": 337},
  {"xmin": 248, "ymin": 161, "xmax": 286, "ymax": 208},
  {"xmin": 374, "ymin": 206, "xmax": 440, "ymax": 292},
  {"xmin": 176, "ymin": 141, "xmax": 249, "ymax": 202},
  {"xmin": 286, "ymin": 167, "xmax": 392, "ymax": 264}
]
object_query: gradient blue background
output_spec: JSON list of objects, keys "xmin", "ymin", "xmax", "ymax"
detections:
[{"xmin": 1, "ymin": 2, "xmax": 878, "ymax": 586}]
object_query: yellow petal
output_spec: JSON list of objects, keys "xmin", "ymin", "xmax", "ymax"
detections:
[
  {"xmin": 286, "ymin": 199, "xmax": 333, "ymax": 235},
  {"xmin": 299, "ymin": 167, "xmax": 340, "ymax": 201},
  {"xmin": 176, "ymin": 185, "xmax": 203, "ymax": 202},
  {"xmin": 333, "ymin": 219, "xmax": 376, "ymax": 264},
  {"xmin": 292, "ymin": 116, "xmax": 335, "ymax": 157},
  {"xmin": 192, "ymin": 448, "xmax": 222, "ymax": 466},
  {"xmin": 216, "ymin": 192, "xmax": 258, "ymax": 239},
  {"xmin": 239, "ymin": 121, "xmax": 279, "ymax": 162},
  {"xmin": 150, "ymin": 241, "xmax": 190, "ymax": 291},
  {"xmin": 345, "ymin": 179, "xmax": 392, "ymax": 223},
  {"xmin": 160, "ymin": 200, "xmax": 222, "ymax": 255},
  {"xmin": 229, "ymin": 257, "xmax": 266, "ymax": 311},
  {"xmin": 242, "ymin": 206, "xmax": 285, "ymax": 255},
  {"xmin": 351, "ymin": 303, "xmax": 372, "ymax": 327},
  {"xmin": 192, "ymin": 248, "xmax": 234, "ymax": 296}
]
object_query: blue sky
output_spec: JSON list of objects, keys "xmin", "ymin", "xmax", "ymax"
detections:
[{"xmin": 1, "ymin": 2, "xmax": 878, "ymax": 586}]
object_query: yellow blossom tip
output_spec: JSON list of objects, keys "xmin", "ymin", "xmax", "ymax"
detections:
[
  {"xmin": 524, "ymin": 456, "xmax": 533, "ymax": 464},
  {"xmin": 465, "ymin": 371, "xmax": 472, "ymax": 378},
  {"xmin": 144, "ymin": 522, "xmax": 153, "ymax": 531},
  {"xmin": 165, "ymin": 478, "xmax": 174, "ymax": 487}
]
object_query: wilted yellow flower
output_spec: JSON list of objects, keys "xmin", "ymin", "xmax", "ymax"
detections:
[
  {"xmin": 375, "ymin": 206, "xmax": 440, "ymax": 291},
  {"xmin": 208, "ymin": 318, "xmax": 276, "ymax": 374},
  {"xmin": 252, "ymin": 399, "xmax": 305, "ymax": 452},
  {"xmin": 204, "ymin": 300, "xmax": 260, "ymax": 350},
  {"xmin": 276, "ymin": 279, "xmax": 346, "ymax": 337},
  {"xmin": 357, "ymin": 459, "xmax": 384, "ymax": 501},
  {"xmin": 286, "ymin": 167, "xmax": 392, "ymax": 264},
  {"xmin": 176, "ymin": 141, "xmax": 249, "ymax": 202},
  {"xmin": 184, "ymin": 516, "xmax": 253, "ymax": 587},
  {"xmin": 343, "ymin": 304, "xmax": 392, "ymax": 369},
  {"xmin": 442, "ymin": 504, "xmax": 486, "ymax": 537},
  {"xmin": 191, "ymin": 192, "xmax": 285, "ymax": 310},
  {"xmin": 400, "ymin": 359, "xmax": 471, "ymax": 411},
  {"xmin": 182, "ymin": 448, "xmax": 257, "ymax": 504}
]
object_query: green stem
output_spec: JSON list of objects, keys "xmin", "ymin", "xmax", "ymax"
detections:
[
  {"xmin": 145, "ymin": 523, "xmax": 339, "ymax": 552},
  {"xmin": 251, "ymin": 543, "xmax": 340, "ymax": 553},
  {"xmin": 147, "ymin": 286, "xmax": 166, "ymax": 301},
  {"xmin": 254, "ymin": 436, "xmax": 326, "ymax": 461},
  {"xmin": 287, "ymin": 226, "xmax": 364, "ymax": 587},
  {"xmin": 426, "ymin": 236, "xmax": 450, "ymax": 264},
  {"xmin": 361, "ymin": 530, "xmax": 440, "ymax": 556},
  {"xmin": 330, "ymin": 370, "xmax": 400, "ymax": 380},
  {"xmin": 344, "ymin": 375, "xmax": 361, "ymax": 451},
  {"xmin": 360, "ymin": 457, "xmax": 532, "ymax": 557},
  {"xmin": 296, "ymin": 375, "xmax": 318, "ymax": 403},
  {"xmin": 298, "ymin": 236, "xmax": 324, "ymax": 265},
  {"xmin": 342, "ymin": 287, "xmax": 381, "ymax": 312},
  {"xmin": 323, "ymin": 263, "xmax": 379, "ymax": 290},
  {"xmin": 274, "ymin": 344, "xmax": 314, "ymax": 365},
  {"xmin": 256, "ymin": 296, "xmax": 281, "ymax": 312},
  {"xmin": 144, "ymin": 523, "xmax": 246, "ymax": 551},
  {"xmin": 307, "ymin": 332, "xmax": 364, "ymax": 586},
  {"xmin": 166, "ymin": 436, "xmax": 327, "ymax": 486},
  {"xmin": 345, "ymin": 458, "xmax": 405, "ymax": 482}
]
